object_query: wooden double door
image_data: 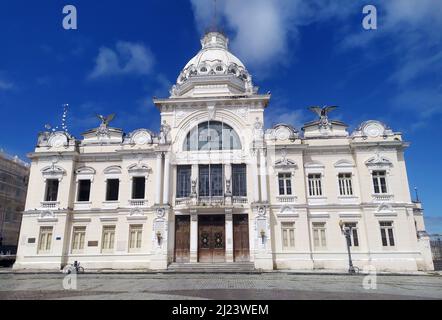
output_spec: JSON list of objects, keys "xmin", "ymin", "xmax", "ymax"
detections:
[
  {"xmin": 174, "ymin": 214, "xmax": 250, "ymax": 264},
  {"xmin": 198, "ymin": 215, "xmax": 226, "ymax": 263}
]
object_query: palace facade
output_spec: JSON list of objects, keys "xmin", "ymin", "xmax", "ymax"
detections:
[{"xmin": 14, "ymin": 32, "xmax": 434, "ymax": 271}]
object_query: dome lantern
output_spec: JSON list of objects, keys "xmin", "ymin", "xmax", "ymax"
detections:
[{"xmin": 170, "ymin": 32, "xmax": 257, "ymax": 98}]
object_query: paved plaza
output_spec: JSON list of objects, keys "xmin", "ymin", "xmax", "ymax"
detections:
[{"xmin": 0, "ymin": 271, "xmax": 441, "ymax": 300}]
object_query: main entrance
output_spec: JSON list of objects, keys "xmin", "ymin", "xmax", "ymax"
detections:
[{"xmin": 198, "ymin": 215, "xmax": 225, "ymax": 263}]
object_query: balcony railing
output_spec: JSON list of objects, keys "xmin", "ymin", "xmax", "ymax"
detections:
[
  {"xmin": 40, "ymin": 201, "xmax": 59, "ymax": 209},
  {"xmin": 232, "ymin": 196, "xmax": 248, "ymax": 204},
  {"xmin": 175, "ymin": 196, "xmax": 248, "ymax": 207},
  {"xmin": 129, "ymin": 199, "xmax": 147, "ymax": 207},
  {"xmin": 276, "ymin": 195, "xmax": 297, "ymax": 204},
  {"xmin": 199, "ymin": 196, "xmax": 225, "ymax": 206},
  {"xmin": 372, "ymin": 194, "xmax": 394, "ymax": 202},
  {"xmin": 175, "ymin": 197, "xmax": 192, "ymax": 206}
]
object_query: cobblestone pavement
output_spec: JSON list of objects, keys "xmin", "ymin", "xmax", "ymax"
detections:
[{"xmin": 0, "ymin": 273, "xmax": 441, "ymax": 300}]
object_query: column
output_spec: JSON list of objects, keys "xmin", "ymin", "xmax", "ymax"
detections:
[
  {"xmin": 163, "ymin": 153, "xmax": 170, "ymax": 205},
  {"xmin": 191, "ymin": 164, "xmax": 198, "ymax": 205},
  {"xmin": 251, "ymin": 150, "xmax": 260, "ymax": 202},
  {"xmin": 225, "ymin": 163, "xmax": 232, "ymax": 194},
  {"xmin": 155, "ymin": 153, "xmax": 163, "ymax": 205},
  {"xmin": 190, "ymin": 211, "xmax": 198, "ymax": 263},
  {"xmin": 259, "ymin": 149, "xmax": 268, "ymax": 202},
  {"xmin": 225, "ymin": 210, "xmax": 234, "ymax": 262}
]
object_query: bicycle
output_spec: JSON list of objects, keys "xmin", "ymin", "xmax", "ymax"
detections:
[{"xmin": 62, "ymin": 261, "xmax": 85, "ymax": 274}]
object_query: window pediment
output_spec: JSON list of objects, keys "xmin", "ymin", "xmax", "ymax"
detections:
[
  {"xmin": 75, "ymin": 167, "xmax": 96, "ymax": 182},
  {"xmin": 334, "ymin": 159, "xmax": 355, "ymax": 168},
  {"xmin": 104, "ymin": 166, "xmax": 122, "ymax": 175},
  {"xmin": 128, "ymin": 163, "xmax": 151, "ymax": 176},
  {"xmin": 304, "ymin": 161, "xmax": 325, "ymax": 169},
  {"xmin": 274, "ymin": 158, "xmax": 297, "ymax": 169},
  {"xmin": 365, "ymin": 154, "xmax": 393, "ymax": 168},
  {"xmin": 41, "ymin": 165, "xmax": 66, "ymax": 181}
]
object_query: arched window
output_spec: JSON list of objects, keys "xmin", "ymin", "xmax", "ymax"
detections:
[{"xmin": 184, "ymin": 121, "xmax": 242, "ymax": 151}]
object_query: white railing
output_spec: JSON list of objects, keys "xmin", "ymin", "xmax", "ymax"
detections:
[
  {"xmin": 40, "ymin": 201, "xmax": 59, "ymax": 209},
  {"xmin": 372, "ymin": 194, "xmax": 394, "ymax": 202},
  {"xmin": 199, "ymin": 196, "xmax": 224, "ymax": 206},
  {"xmin": 232, "ymin": 196, "xmax": 248, "ymax": 204},
  {"xmin": 175, "ymin": 198, "xmax": 192, "ymax": 206},
  {"xmin": 276, "ymin": 195, "xmax": 297, "ymax": 203},
  {"xmin": 129, "ymin": 199, "xmax": 147, "ymax": 207}
]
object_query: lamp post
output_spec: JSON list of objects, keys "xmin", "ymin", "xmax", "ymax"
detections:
[{"xmin": 339, "ymin": 220, "xmax": 355, "ymax": 274}]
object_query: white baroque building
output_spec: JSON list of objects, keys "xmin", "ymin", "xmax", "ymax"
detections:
[{"xmin": 14, "ymin": 32, "xmax": 434, "ymax": 272}]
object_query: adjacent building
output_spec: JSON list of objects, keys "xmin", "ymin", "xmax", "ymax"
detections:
[
  {"xmin": 0, "ymin": 150, "xmax": 29, "ymax": 253},
  {"xmin": 14, "ymin": 32, "xmax": 434, "ymax": 271}
]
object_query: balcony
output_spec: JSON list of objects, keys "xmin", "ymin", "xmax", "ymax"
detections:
[
  {"xmin": 174, "ymin": 196, "xmax": 248, "ymax": 207},
  {"xmin": 232, "ymin": 196, "xmax": 248, "ymax": 204},
  {"xmin": 175, "ymin": 197, "xmax": 192, "ymax": 206},
  {"xmin": 199, "ymin": 196, "xmax": 225, "ymax": 206},
  {"xmin": 276, "ymin": 195, "xmax": 297, "ymax": 204},
  {"xmin": 40, "ymin": 201, "xmax": 60, "ymax": 210},
  {"xmin": 129, "ymin": 199, "xmax": 148, "ymax": 207},
  {"xmin": 372, "ymin": 194, "xmax": 394, "ymax": 203}
]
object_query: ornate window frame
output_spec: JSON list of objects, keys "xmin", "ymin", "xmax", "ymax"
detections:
[
  {"xmin": 334, "ymin": 159, "xmax": 358, "ymax": 201},
  {"xmin": 304, "ymin": 161, "xmax": 326, "ymax": 202},
  {"xmin": 274, "ymin": 158, "xmax": 298, "ymax": 199},
  {"xmin": 365, "ymin": 154, "xmax": 394, "ymax": 199}
]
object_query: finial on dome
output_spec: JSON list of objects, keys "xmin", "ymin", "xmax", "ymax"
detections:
[{"xmin": 201, "ymin": 31, "xmax": 229, "ymax": 50}]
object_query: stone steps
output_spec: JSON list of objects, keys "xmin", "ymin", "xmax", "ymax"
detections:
[{"xmin": 167, "ymin": 262, "xmax": 257, "ymax": 273}]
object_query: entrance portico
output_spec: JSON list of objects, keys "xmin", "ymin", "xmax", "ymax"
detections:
[{"xmin": 173, "ymin": 212, "xmax": 250, "ymax": 265}]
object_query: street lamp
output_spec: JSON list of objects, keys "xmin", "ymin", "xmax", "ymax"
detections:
[{"xmin": 339, "ymin": 220, "xmax": 356, "ymax": 274}]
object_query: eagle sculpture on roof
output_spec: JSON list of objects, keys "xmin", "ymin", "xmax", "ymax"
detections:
[
  {"xmin": 96, "ymin": 114, "xmax": 116, "ymax": 127},
  {"xmin": 309, "ymin": 106, "xmax": 338, "ymax": 129}
]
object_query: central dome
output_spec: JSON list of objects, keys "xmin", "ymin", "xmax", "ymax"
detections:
[{"xmin": 170, "ymin": 32, "xmax": 256, "ymax": 98}]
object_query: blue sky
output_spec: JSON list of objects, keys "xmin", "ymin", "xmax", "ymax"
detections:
[{"xmin": 0, "ymin": 0, "xmax": 441, "ymax": 232}]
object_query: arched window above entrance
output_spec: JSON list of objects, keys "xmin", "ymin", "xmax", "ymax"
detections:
[{"xmin": 183, "ymin": 121, "xmax": 242, "ymax": 151}]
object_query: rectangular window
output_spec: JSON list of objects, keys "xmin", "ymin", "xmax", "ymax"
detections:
[
  {"xmin": 72, "ymin": 226, "xmax": 86, "ymax": 252},
  {"xmin": 338, "ymin": 173, "xmax": 353, "ymax": 196},
  {"xmin": 101, "ymin": 226, "xmax": 115, "ymax": 251},
  {"xmin": 45, "ymin": 179, "xmax": 59, "ymax": 202},
  {"xmin": 232, "ymin": 164, "xmax": 247, "ymax": 197},
  {"xmin": 380, "ymin": 221, "xmax": 395, "ymax": 247},
  {"xmin": 344, "ymin": 222, "xmax": 359, "ymax": 247},
  {"xmin": 129, "ymin": 225, "xmax": 143, "ymax": 251},
  {"xmin": 372, "ymin": 171, "xmax": 387, "ymax": 194},
  {"xmin": 308, "ymin": 174, "xmax": 322, "ymax": 197},
  {"xmin": 132, "ymin": 177, "xmax": 146, "ymax": 199},
  {"xmin": 106, "ymin": 179, "xmax": 120, "ymax": 201},
  {"xmin": 77, "ymin": 180, "xmax": 91, "ymax": 202},
  {"xmin": 281, "ymin": 222, "xmax": 295, "ymax": 249},
  {"xmin": 38, "ymin": 226, "xmax": 53, "ymax": 253},
  {"xmin": 199, "ymin": 164, "xmax": 224, "ymax": 197},
  {"xmin": 278, "ymin": 173, "xmax": 292, "ymax": 195},
  {"xmin": 176, "ymin": 166, "xmax": 191, "ymax": 198},
  {"xmin": 312, "ymin": 222, "xmax": 327, "ymax": 249}
]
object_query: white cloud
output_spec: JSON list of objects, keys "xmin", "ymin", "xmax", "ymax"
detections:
[
  {"xmin": 0, "ymin": 72, "xmax": 14, "ymax": 91},
  {"xmin": 89, "ymin": 41, "xmax": 154, "ymax": 79},
  {"xmin": 190, "ymin": 0, "xmax": 357, "ymax": 74},
  {"xmin": 0, "ymin": 79, "xmax": 14, "ymax": 91}
]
